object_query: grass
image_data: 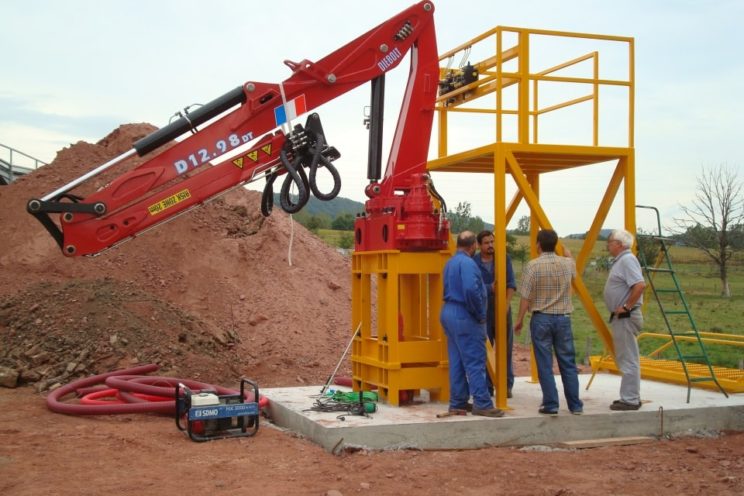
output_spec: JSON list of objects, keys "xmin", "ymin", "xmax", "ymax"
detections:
[{"xmin": 316, "ymin": 228, "xmax": 347, "ymax": 245}]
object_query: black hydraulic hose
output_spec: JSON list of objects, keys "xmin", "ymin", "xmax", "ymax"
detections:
[
  {"xmin": 308, "ymin": 134, "xmax": 341, "ymax": 201},
  {"xmin": 133, "ymin": 86, "xmax": 246, "ymax": 156},
  {"xmin": 279, "ymin": 147, "xmax": 310, "ymax": 213},
  {"xmin": 261, "ymin": 171, "xmax": 279, "ymax": 217}
]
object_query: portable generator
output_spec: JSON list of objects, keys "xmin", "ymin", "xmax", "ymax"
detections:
[{"xmin": 175, "ymin": 378, "xmax": 259, "ymax": 442}]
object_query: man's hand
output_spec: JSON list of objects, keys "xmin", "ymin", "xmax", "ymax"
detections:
[
  {"xmin": 515, "ymin": 297, "xmax": 530, "ymax": 335},
  {"xmin": 514, "ymin": 319, "xmax": 523, "ymax": 334}
]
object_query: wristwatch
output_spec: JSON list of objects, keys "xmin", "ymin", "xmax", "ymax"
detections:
[{"xmin": 622, "ymin": 304, "xmax": 630, "ymax": 312}]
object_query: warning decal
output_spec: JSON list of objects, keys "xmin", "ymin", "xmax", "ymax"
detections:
[
  {"xmin": 232, "ymin": 142, "xmax": 274, "ymax": 168},
  {"xmin": 148, "ymin": 189, "xmax": 191, "ymax": 216}
]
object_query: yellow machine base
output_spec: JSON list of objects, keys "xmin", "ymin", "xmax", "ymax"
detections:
[{"xmin": 351, "ymin": 249, "xmax": 452, "ymax": 406}]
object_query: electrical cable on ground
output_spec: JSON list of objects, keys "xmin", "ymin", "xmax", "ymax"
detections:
[{"xmin": 306, "ymin": 390, "xmax": 377, "ymax": 420}]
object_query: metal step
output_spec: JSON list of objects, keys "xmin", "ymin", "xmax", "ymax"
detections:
[
  {"xmin": 645, "ymin": 267, "xmax": 674, "ymax": 273},
  {"xmin": 663, "ymin": 309, "xmax": 690, "ymax": 315}
]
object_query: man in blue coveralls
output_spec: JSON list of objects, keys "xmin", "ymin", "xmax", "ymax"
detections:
[
  {"xmin": 473, "ymin": 230, "xmax": 517, "ymax": 398},
  {"xmin": 440, "ymin": 231, "xmax": 505, "ymax": 418}
]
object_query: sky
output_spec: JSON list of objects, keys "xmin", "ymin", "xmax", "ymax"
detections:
[{"xmin": 1, "ymin": 0, "xmax": 743, "ymax": 236}]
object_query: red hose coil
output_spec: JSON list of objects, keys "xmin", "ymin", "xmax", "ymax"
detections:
[{"xmin": 47, "ymin": 364, "xmax": 268, "ymax": 415}]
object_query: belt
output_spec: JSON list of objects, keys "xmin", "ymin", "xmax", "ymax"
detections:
[
  {"xmin": 609, "ymin": 306, "xmax": 637, "ymax": 322},
  {"xmin": 532, "ymin": 311, "xmax": 571, "ymax": 317}
]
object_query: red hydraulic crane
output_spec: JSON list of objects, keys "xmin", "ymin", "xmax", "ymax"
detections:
[{"xmin": 27, "ymin": 1, "xmax": 449, "ymax": 257}]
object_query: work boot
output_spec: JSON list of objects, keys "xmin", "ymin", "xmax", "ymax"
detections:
[
  {"xmin": 538, "ymin": 406, "xmax": 558, "ymax": 416},
  {"xmin": 436, "ymin": 407, "xmax": 468, "ymax": 418},
  {"xmin": 610, "ymin": 400, "xmax": 641, "ymax": 411},
  {"xmin": 472, "ymin": 407, "xmax": 504, "ymax": 418}
]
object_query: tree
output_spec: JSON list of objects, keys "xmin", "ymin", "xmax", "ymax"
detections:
[
  {"xmin": 674, "ymin": 165, "xmax": 744, "ymax": 297},
  {"xmin": 446, "ymin": 201, "xmax": 485, "ymax": 234},
  {"xmin": 514, "ymin": 215, "xmax": 530, "ymax": 235},
  {"xmin": 331, "ymin": 213, "xmax": 355, "ymax": 231},
  {"xmin": 338, "ymin": 232, "xmax": 354, "ymax": 249},
  {"xmin": 506, "ymin": 232, "xmax": 528, "ymax": 266},
  {"xmin": 301, "ymin": 213, "xmax": 331, "ymax": 233},
  {"xmin": 635, "ymin": 228, "xmax": 661, "ymax": 268}
]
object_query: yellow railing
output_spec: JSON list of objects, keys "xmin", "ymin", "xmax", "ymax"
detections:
[
  {"xmin": 436, "ymin": 26, "xmax": 634, "ymax": 155},
  {"xmin": 589, "ymin": 332, "xmax": 744, "ymax": 394}
]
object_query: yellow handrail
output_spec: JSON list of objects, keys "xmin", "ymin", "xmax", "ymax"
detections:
[{"xmin": 437, "ymin": 25, "xmax": 634, "ymax": 151}]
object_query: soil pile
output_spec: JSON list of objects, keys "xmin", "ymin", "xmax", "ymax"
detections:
[{"xmin": 0, "ymin": 124, "xmax": 352, "ymax": 390}]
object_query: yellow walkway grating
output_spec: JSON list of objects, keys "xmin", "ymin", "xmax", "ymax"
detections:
[{"xmin": 590, "ymin": 355, "xmax": 744, "ymax": 394}]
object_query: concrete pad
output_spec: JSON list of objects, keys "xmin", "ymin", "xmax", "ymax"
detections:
[{"xmin": 263, "ymin": 373, "xmax": 744, "ymax": 452}]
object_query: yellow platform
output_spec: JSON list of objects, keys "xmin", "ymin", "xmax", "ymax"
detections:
[{"xmin": 590, "ymin": 355, "xmax": 744, "ymax": 394}]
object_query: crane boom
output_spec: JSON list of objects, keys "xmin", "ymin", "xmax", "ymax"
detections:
[{"xmin": 27, "ymin": 1, "xmax": 449, "ymax": 256}]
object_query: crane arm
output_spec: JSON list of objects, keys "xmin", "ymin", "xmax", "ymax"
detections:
[{"xmin": 27, "ymin": 1, "xmax": 447, "ymax": 256}]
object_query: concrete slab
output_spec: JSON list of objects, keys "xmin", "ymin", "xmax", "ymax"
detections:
[{"xmin": 263, "ymin": 373, "xmax": 744, "ymax": 452}]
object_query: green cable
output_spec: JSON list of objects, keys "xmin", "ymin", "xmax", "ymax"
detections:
[{"xmin": 327, "ymin": 390, "xmax": 378, "ymax": 403}]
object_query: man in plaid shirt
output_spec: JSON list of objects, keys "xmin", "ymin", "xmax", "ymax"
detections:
[{"xmin": 514, "ymin": 229, "xmax": 584, "ymax": 416}]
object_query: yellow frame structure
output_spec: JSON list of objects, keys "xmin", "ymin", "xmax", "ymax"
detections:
[
  {"xmin": 428, "ymin": 27, "xmax": 635, "ymax": 409},
  {"xmin": 351, "ymin": 250, "xmax": 452, "ymax": 406}
]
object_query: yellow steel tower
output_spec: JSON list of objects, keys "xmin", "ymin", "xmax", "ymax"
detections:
[
  {"xmin": 428, "ymin": 27, "xmax": 635, "ymax": 409},
  {"xmin": 351, "ymin": 26, "xmax": 635, "ymax": 408}
]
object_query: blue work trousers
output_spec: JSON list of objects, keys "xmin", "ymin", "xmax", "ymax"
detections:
[
  {"xmin": 530, "ymin": 312, "xmax": 583, "ymax": 412},
  {"xmin": 486, "ymin": 307, "xmax": 514, "ymax": 393},
  {"xmin": 441, "ymin": 303, "xmax": 493, "ymax": 410}
]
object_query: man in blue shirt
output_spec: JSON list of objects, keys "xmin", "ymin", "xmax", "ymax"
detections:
[
  {"xmin": 473, "ymin": 230, "xmax": 517, "ymax": 398},
  {"xmin": 440, "ymin": 231, "xmax": 504, "ymax": 418}
]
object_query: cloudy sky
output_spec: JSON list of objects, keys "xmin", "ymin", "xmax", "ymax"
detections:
[{"xmin": 2, "ymin": 0, "xmax": 742, "ymax": 235}]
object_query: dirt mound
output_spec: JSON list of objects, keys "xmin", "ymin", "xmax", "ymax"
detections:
[
  {"xmin": 0, "ymin": 124, "xmax": 352, "ymax": 389},
  {"xmin": 0, "ymin": 279, "xmax": 241, "ymax": 390}
]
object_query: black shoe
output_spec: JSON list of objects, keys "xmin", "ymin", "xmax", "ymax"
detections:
[
  {"xmin": 507, "ymin": 388, "xmax": 513, "ymax": 399},
  {"xmin": 610, "ymin": 401, "xmax": 641, "ymax": 411},
  {"xmin": 538, "ymin": 407, "xmax": 558, "ymax": 416}
]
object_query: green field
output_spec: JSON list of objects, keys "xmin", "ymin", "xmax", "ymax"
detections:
[{"xmin": 317, "ymin": 228, "xmax": 353, "ymax": 248}]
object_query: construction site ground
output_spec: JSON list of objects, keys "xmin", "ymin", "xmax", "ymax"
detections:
[{"xmin": 1, "ymin": 125, "xmax": 743, "ymax": 495}]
